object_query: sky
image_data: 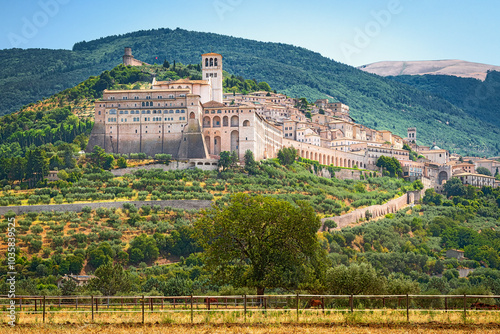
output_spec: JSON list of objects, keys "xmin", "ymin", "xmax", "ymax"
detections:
[{"xmin": 1, "ymin": 0, "xmax": 499, "ymax": 67}]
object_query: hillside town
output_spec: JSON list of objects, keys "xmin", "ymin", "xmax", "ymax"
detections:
[{"xmin": 88, "ymin": 48, "xmax": 500, "ymax": 190}]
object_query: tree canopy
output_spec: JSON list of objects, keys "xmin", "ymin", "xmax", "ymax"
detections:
[{"xmin": 194, "ymin": 193, "xmax": 324, "ymax": 295}]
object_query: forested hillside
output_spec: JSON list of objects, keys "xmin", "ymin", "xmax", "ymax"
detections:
[
  {"xmin": 389, "ymin": 71, "xmax": 500, "ymax": 129},
  {"xmin": 1, "ymin": 28, "xmax": 499, "ymax": 155}
]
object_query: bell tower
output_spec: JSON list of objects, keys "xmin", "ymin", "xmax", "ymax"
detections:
[{"xmin": 202, "ymin": 53, "xmax": 223, "ymax": 103}]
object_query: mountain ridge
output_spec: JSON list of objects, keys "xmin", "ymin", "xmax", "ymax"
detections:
[{"xmin": 358, "ymin": 59, "xmax": 500, "ymax": 81}]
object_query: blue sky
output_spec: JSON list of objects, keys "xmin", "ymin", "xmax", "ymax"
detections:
[{"xmin": 1, "ymin": 0, "xmax": 499, "ymax": 67}]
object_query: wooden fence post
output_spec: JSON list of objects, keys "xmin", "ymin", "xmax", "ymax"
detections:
[
  {"xmin": 244, "ymin": 295, "xmax": 247, "ymax": 323},
  {"xmin": 296, "ymin": 293, "xmax": 300, "ymax": 322},
  {"xmin": 190, "ymin": 295, "xmax": 193, "ymax": 324},
  {"xmin": 34, "ymin": 298, "xmax": 37, "ymax": 313},
  {"xmin": 406, "ymin": 294, "xmax": 409, "ymax": 322},
  {"xmin": 42, "ymin": 296, "xmax": 46, "ymax": 323},
  {"xmin": 463, "ymin": 294, "xmax": 467, "ymax": 322},
  {"xmin": 350, "ymin": 294, "xmax": 353, "ymax": 313},
  {"xmin": 91, "ymin": 296, "xmax": 94, "ymax": 322},
  {"xmin": 445, "ymin": 297, "xmax": 448, "ymax": 312},
  {"xmin": 76, "ymin": 296, "xmax": 78, "ymax": 310},
  {"xmin": 142, "ymin": 296, "xmax": 145, "ymax": 324}
]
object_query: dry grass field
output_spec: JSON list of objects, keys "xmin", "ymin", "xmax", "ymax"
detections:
[
  {"xmin": 2, "ymin": 323, "xmax": 500, "ymax": 334},
  {"xmin": 2, "ymin": 309, "xmax": 500, "ymax": 333}
]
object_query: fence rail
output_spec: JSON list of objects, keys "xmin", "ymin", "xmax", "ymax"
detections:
[{"xmin": 2, "ymin": 294, "xmax": 499, "ymax": 325}]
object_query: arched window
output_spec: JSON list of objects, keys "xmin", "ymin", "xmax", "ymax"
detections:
[
  {"xmin": 231, "ymin": 115, "xmax": 239, "ymax": 127},
  {"xmin": 210, "ymin": 58, "xmax": 214, "ymax": 66},
  {"xmin": 205, "ymin": 58, "xmax": 209, "ymax": 67},
  {"xmin": 243, "ymin": 120, "xmax": 250, "ymax": 127},
  {"xmin": 214, "ymin": 58, "xmax": 218, "ymax": 66}
]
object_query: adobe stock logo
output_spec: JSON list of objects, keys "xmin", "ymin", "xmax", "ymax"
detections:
[
  {"xmin": 213, "ymin": 0, "xmax": 243, "ymax": 21},
  {"xmin": 8, "ymin": 0, "xmax": 70, "ymax": 48},
  {"xmin": 340, "ymin": 0, "xmax": 404, "ymax": 63}
]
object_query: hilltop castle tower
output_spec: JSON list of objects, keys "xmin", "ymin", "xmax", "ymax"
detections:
[
  {"xmin": 202, "ymin": 53, "xmax": 223, "ymax": 103},
  {"xmin": 122, "ymin": 47, "xmax": 146, "ymax": 66}
]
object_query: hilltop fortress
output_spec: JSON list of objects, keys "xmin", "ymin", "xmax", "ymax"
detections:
[{"xmin": 87, "ymin": 49, "xmax": 500, "ymax": 189}]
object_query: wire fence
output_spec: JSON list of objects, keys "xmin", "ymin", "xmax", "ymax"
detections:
[{"xmin": 2, "ymin": 294, "xmax": 500, "ymax": 325}]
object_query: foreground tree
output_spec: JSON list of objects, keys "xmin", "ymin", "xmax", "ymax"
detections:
[{"xmin": 194, "ymin": 193, "xmax": 324, "ymax": 295}]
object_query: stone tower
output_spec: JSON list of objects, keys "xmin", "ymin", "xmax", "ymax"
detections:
[
  {"xmin": 407, "ymin": 127, "xmax": 417, "ymax": 143},
  {"xmin": 202, "ymin": 53, "xmax": 223, "ymax": 103},
  {"xmin": 123, "ymin": 47, "xmax": 134, "ymax": 65},
  {"xmin": 122, "ymin": 47, "xmax": 145, "ymax": 66}
]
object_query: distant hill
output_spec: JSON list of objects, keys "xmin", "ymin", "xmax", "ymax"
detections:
[
  {"xmin": 0, "ymin": 28, "xmax": 499, "ymax": 156},
  {"xmin": 388, "ymin": 71, "xmax": 500, "ymax": 129},
  {"xmin": 358, "ymin": 60, "xmax": 500, "ymax": 81}
]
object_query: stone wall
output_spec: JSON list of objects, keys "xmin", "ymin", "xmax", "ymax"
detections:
[
  {"xmin": 110, "ymin": 160, "xmax": 218, "ymax": 177},
  {"xmin": 321, "ymin": 189, "xmax": 424, "ymax": 230},
  {"xmin": 0, "ymin": 200, "xmax": 212, "ymax": 216}
]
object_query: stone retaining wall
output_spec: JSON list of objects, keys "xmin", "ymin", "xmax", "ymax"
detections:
[
  {"xmin": 321, "ymin": 189, "xmax": 424, "ymax": 230},
  {"xmin": 111, "ymin": 160, "xmax": 218, "ymax": 177},
  {"xmin": 0, "ymin": 200, "xmax": 212, "ymax": 216}
]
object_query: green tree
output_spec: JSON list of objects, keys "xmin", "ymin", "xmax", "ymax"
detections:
[
  {"xmin": 443, "ymin": 177, "xmax": 466, "ymax": 197},
  {"xmin": 476, "ymin": 167, "xmax": 492, "ymax": 176},
  {"xmin": 128, "ymin": 233, "xmax": 159, "ymax": 264},
  {"xmin": 89, "ymin": 146, "xmax": 114, "ymax": 170},
  {"xmin": 422, "ymin": 188, "xmax": 443, "ymax": 206},
  {"xmin": 87, "ymin": 263, "xmax": 133, "ymax": 296},
  {"xmin": 412, "ymin": 179, "xmax": 424, "ymax": 190},
  {"xmin": 116, "ymin": 156, "xmax": 127, "ymax": 168},
  {"xmin": 218, "ymin": 151, "xmax": 233, "ymax": 171},
  {"xmin": 325, "ymin": 262, "xmax": 386, "ymax": 295},
  {"xmin": 60, "ymin": 277, "xmax": 78, "ymax": 295},
  {"xmin": 258, "ymin": 82, "xmax": 271, "ymax": 92},
  {"xmin": 194, "ymin": 193, "xmax": 324, "ymax": 295},
  {"xmin": 277, "ymin": 147, "xmax": 297, "ymax": 166},
  {"xmin": 26, "ymin": 147, "xmax": 49, "ymax": 185},
  {"xmin": 376, "ymin": 156, "xmax": 402, "ymax": 177}
]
